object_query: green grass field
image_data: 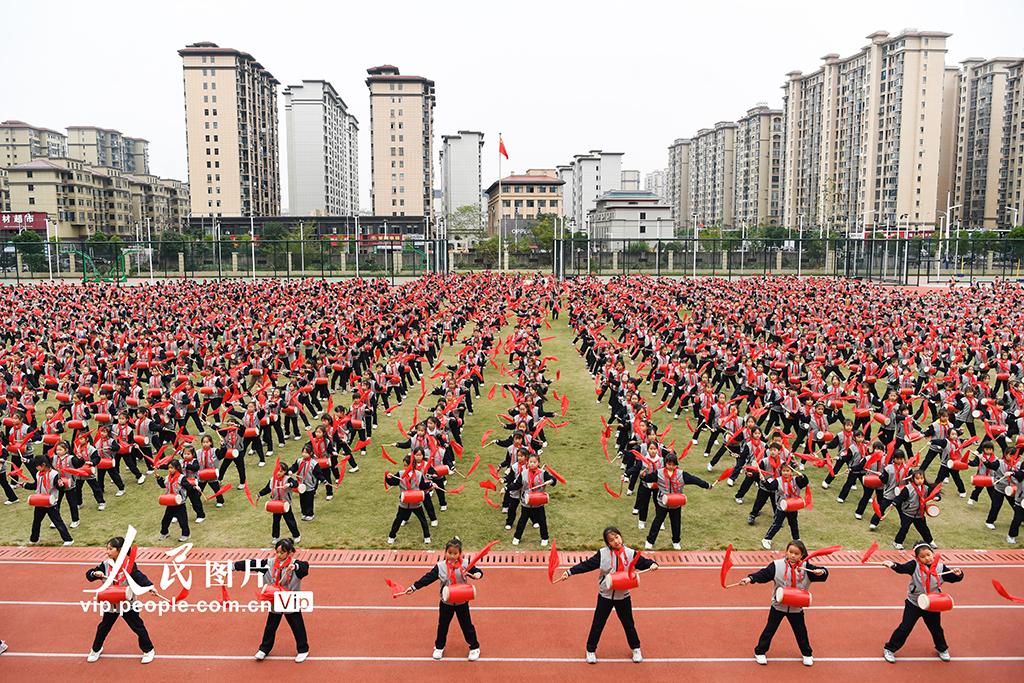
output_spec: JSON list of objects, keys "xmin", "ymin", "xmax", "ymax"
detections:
[{"xmin": 1, "ymin": 310, "xmax": 1007, "ymax": 553}]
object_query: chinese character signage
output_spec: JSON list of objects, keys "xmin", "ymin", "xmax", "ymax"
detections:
[{"xmin": 0, "ymin": 212, "xmax": 47, "ymax": 231}]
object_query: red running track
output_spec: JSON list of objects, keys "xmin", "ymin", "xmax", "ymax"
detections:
[{"xmin": 1, "ymin": 553, "xmax": 1022, "ymax": 682}]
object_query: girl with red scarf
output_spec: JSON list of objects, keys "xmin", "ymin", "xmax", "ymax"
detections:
[
  {"xmin": 405, "ymin": 538, "xmax": 483, "ymax": 661},
  {"xmin": 233, "ymin": 538, "xmax": 310, "ymax": 662},
  {"xmin": 881, "ymin": 542, "xmax": 963, "ymax": 663}
]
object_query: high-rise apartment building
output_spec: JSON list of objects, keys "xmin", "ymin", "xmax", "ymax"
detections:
[
  {"xmin": 561, "ymin": 150, "xmax": 623, "ymax": 227},
  {"xmin": 689, "ymin": 122, "xmax": 736, "ymax": 230},
  {"xmin": 1, "ymin": 121, "xmax": 67, "ymax": 163},
  {"xmin": 667, "ymin": 139, "xmax": 690, "ymax": 233},
  {"xmin": 179, "ymin": 42, "xmax": 281, "ymax": 218},
  {"xmin": 67, "ymin": 126, "xmax": 149, "ymax": 175},
  {"xmin": 782, "ymin": 30, "xmax": 950, "ymax": 234},
  {"xmin": 621, "ymin": 170, "xmax": 641, "ymax": 191},
  {"xmin": 365, "ymin": 65, "xmax": 435, "ymax": 218},
  {"xmin": 733, "ymin": 105, "xmax": 783, "ymax": 229},
  {"xmin": 951, "ymin": 58, "xmax": 1021, "ymax": 231},
  {"xmin": 644, "ymin": 168, "xmax": 667, "ymax": 200},
  {"xmin": 284, "ymin": 80, "xmax": 359, "ymax": 216},
  {"xmin": 1007, "ymin": 60, "xmax": 1024, "ymax": 228},
  {"xmin": 439, "ymin": 131, "xmax": 484, "ymax": 220}
]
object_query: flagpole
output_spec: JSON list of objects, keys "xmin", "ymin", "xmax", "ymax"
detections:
[{"xmin": 498, "ymin": 132, "xmax": 502, "ymax": 274}]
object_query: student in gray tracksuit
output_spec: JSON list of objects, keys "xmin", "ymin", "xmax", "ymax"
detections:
[
  {"xmin": 738, "ymin": 539, "xmax": 829, "ymax": 666},
  {"xmin": 560, "ymin": 526, "xmax": 658, "ymax": 664},
  {"xmin": 234, "ymin": 538, "xmax": 309, "ymax": 662},
  {"xmin": 882, "ymin": 542, "xmax": 963, "ymax": 662},
  {"xmin": 406, "ymin": 537, "xmax": 483, "ymax": 661}
]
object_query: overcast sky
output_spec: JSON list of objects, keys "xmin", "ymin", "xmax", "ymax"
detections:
[{"xmin": 4, "ymin": 0, "xmax": 1023, "ymax": 213}]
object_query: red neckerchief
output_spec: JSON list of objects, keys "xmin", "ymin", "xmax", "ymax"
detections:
[
  {"xmin": 918, "ymin": 558, "xmax": 939, "ymax": 593},
  {"xmin": 271, "ymin": 556, "xmax": 292, "ymax": 587},
  {"xmin": 612, "ymin": 546, "xmax": 628, "ymax": 572},
  {"xmin": 166, "ymin": 471, "xmax": 181, "ymax": 494},
  {"xmin": 784, "ymin": 560, "xmax": 804, "ymax": 587},
  {"xmin": 781, "ymin": 476, "xmax": 798, "ymax": 498},
  {"xmin": 528, "ymin": 468, "xmax": 543, "ymax": 490},
  {"xmin": 446, "ymin": 557, "xmax": 463, "ymax": 585}
]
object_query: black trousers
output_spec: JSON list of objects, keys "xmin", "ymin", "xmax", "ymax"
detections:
[
  {"xmin": 587, "ymin": 595, "xmax": 640, "ymax": 652},
  {"xmin": 765, "ymin": 510, "xmax": 800, "ymax": 541},
  {"xmin": 884, "ymin": 600, "xmax": 947, "ymax": 652},
  {"xmin": 514, "ymin": 506, "xmax": 548, "ymax": 541},
  {"xmin": 92, "ymin": 608, "xmax": 154, "ymax": 652},
  {"xmin": 634, "ymin": 485, "xmax": 654, "ymax": 522},
  {"xmin": 218, "ymin": 453, "xmax": 247, "ymax": 485},
  {"xmin": 755, "ymin": 607, "xmax": 812, "ymax": 656},
  {"xmin": 894, "ymin": 511, "xmax": 933, "ymax": 545},
  {"xmin": 260, "ymin": 611, "xmax": 309, "ymax": 655},
  {"xmin": 272, "ymin": 510, "xmax": 300, "ymax": 538},
  {"xmin": 1008, "ymin": 504, "xmax": 1024, "ymax": 537},
  {"xmin": 646, "ymin": 503, "xmax": 682, "ymax": 544},
  {"xmin": 31, "ymin": 505, "xmax": 72, "ymax": 542},
  {"xmin": 299, "ymin": 490, "xmax": 315, "ymax": 517},
  {"xmin": 436, "ymin": 601, "xmax": 479, "ymax": 649},
  {"xmin": 390, "ymin": 505, "xmax": 430, "ymax": 539},
  {"xmin": 935, "ymin": 465, "xmax": 966, "ymax": 494},
  {"xmin": 160, "ymin": 503, "xmax": 190, "ymax": 536}
]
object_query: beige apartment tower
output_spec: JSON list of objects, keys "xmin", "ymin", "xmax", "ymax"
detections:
[
  {"xmin": 734, "ymin": 105, "xmax": 783, "ymax": 229},
  {"xmin": 179, "ymin": 42, "xmax": 281, "ymax": 218},
  {"xmin": 1007, "ymin": 60, "xmax": 1024, "ymax": 228},
  {"xmin": 67, "ymin": 126, "xmax": 149, "ymax": 175},
  {"xmin": 783, "ymin": 30, "xmax": 950, "ymax": 235},
  {"xmin": 366, "ymin": 65, "xmax": 435, "ymax": 218},
  {"xmin": 689, "ymin": 122, "xmax": 736, "ymax": 230},
  {"xmin": 666, "ymin": 138, "xmax": 690, "ymax": 233},
  {"xmin": 1, "ymin": 121, "xmax": 67, "ymax": 164}
]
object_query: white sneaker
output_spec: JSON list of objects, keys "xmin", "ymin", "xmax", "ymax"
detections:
[
  {"xmin": 137, "ymin": 475, "xmax": 146, "ymax": 484},
  {"xmin": 512, "ymin": 538, "xmax": 520, "ymax": 545},
  {"xmin": 821, "ymin": 481, "xmax": 829, "ymax": 490},
  {"xmin": 755, "ymin": 654, "xmax": 767, "ymax": 665},
  {"xmin": 196, "ymin": 516, "xmax": 206, "ymax": 524},
  {"xmin": 424, "ymin": 537, "xmax": 431, "ymax": 544},
  {"xmin": 501, "ymin": 507, "xmax": 508, "ymax": 513},
  {"xmin": 171, "ymin": 517, "xmax": 177, "ymax": 523},
  {"xmin": 761, "ymin": 539, "xmax": 772, "ymax": 549},
  {"xmin": 869, "ymin": 524, "xmax": 877, "ymax": 530},
  {"xmin": 672, "ymin": 543, "xmax": 681, "ymax": 550},
  {"xmin": 4, "ymin": 499, "xmax": 18, "ymax": 505},
  {"xmin": 735, "ymin": 497, "xmax": 743, "ymax": 504},
  {"xmin": 802, "ymin": 656, "xmax": 813, "ymax": 666},
  {"xmin": 294, "ymin": 436, "xmax": 302, "ymax": 441},
  {"xmin": 986, "ymin": 522, "xmax": 996, "ymax": 530},
  {"xmin": 893, "ymin": 542, "xmax": 904, "ymax": 550},
  {"xmin": 178, "ymin": 536, "xmax": 189, "ymax": 542},
  {"xmin": 293, "ymin": 536, "xmax": 301, "ymax": 544},
  {"xmin": 707, "ymin": 463, "xmax": 713, "ymax": 472},
  {"xmin": 279, "ymin": 443, "xmax": 286, "ymax": 448},
  {"xmin": 468, "ymin": 648, "xmax": 480, "ymax": 661},
  {"xmin": 295, "ymin": 652, "xmax": 308, "ymax": 663},
  {"xmin": 70, "ymin": 521, "xmax": 80, "ymax": 528},
  {"xmin": 631, "ymin": 508, "xmax": 639, "ymax": 515},
  {"xmin": 158, "ymin": 534, "xmax": 169, "ymax": 540},
  {"xmin": 534, "ymin": 523, "xmax": 540, "ymax": 528},
  {"xmin": 855, "ymin": 514, "xmax": 863, "ymax": 520},
  {"xmin": 440, "ymin": 505, "xmax": 447, "ymax": 511},
  {"xmin": 541, "ymin": 539, "xmax": 549, "ymax": 546},
  {"xmin": 586, "ymin": 651, "xmax": 597, "ymax": 664},
  {"xmin": 237, "ymin": 484, "xmax": 245, "ymax": 490},
  {"xmin": 267, "ymin": 451, "xmax": 274, "ymax": 457},
  {"xmin": 115, "ymin": 490, "xmax": 125, "ymax": 497},
  {"xmin": 349, "ymin": 466, "xmax": 359, "ymax": 473},
  {"xmin": 97, "ymin": 503, "xmax": 106, "ymax": 511},
  {"xmin": 88, "ymin": 648, "xmax": 103, "ymax": 663},
  {"xmin": 254, "ymin": 650, "xmax": 266, "ymax": 660},
  {"xmin": 1008, "ymin": 535, "xmax": 1017, "ymax": 544},
  {"xmin": 216, "ymin": 502, "xmax": 224, "ymax": 507},
  {"xmin": 326, "ymin": 495, "xmax": 333, "ymax": 501},
  {"xmin": 727, "ymin": 479, "xmax": 735, "ymax": 487},
  {"xmin": 967, "ymin": 498, "xmax": 974, "ymax": 506},
  {"xmin": 837, "ymin": 497, "xmax": 845, "ymax": 504},
  {"xmin": 929, "ymin": 541, "xmax": 938, "ymax": 549},
  {"xmin": 505, "ymin": 525, "xmax": 512, "ymax": 530},
  {"xmin": 63, "ymin": 540, "xmax": 75, "ymax": 546},
  {"xmin": 431, "ymin": 519, "xmax": 438, "ymax": 527},
  {"xmin": 938, "ymin": 650, "xmax": 951, "ymax": 662},
  {"xmin": 883, "ymin": 648, "xmax": 896, "ymax": 663},
  {"xmin": 387, "ymin": 537, "xmax": 395, "ymax": 545},
  {"xmin": 632, "ymin": 648, "xmax": 643, "ymax": 662},
  {"xmin": 258, "ymin": 462, "xmax": 266, "ymax": 467},
  {"xmin": 432, "ymin": 648, "xmax": 444, "ymax": 660},
  {"xmin": 141, "ymin": 650, "xmax": 155, "ymax": 664},
  {"xmin": 958, "ymin": 492, "xmax": 967, "ymax": 498},
  {"xmin": 644, "ymin": 541, "xmax": 653, "ymax": 549},
  {"xmin": 638, "ymin": 521, "xmax": 645, "ymax": 530}
]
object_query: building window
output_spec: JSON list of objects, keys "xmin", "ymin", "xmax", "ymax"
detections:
[
  {"xmin": 392, "ymin": 187, "xmax": 397, "ymax": 194},
  {"xmin": 502, "ymin": 200, "xmax": 511, "ymax": 208},
  {"xmin": 212, "ymin": 96, "xmax": 216, "ymax": 102},
  {"xmin": 214, "ymin": 148, "xmax": 218, "ymax": 155},
  {"xmin": 398, "ymin": 84, "xmax": 403, "ymax": 90},
  {"xmin": 527, "ymin": 200, "xmax": 535, "ymax": 208},
  {"xmin": 202, "ymin": 56, "xmax": 207, "ymax": 63},
  {"xmin": 400, "ymin": 186, "xmax": 404, "ymax": 193},
  {"xmin": 390, "ymin": 147, "xmax": 396, "ymax": 156},
  {"xmin": 549, "ymin": 200, "xmax": 558, "ymax": 208},
  {"xmin": 204, "ymin": 96, "xmax": 208, "ymax": 103},
  {"xmin": 204, "ymin": 83, "xmax": 208, "ymax": 89},
  {"xmin": 391, "ymin": 135, "xmax": 396, "ymax": 142},
  {"xmin": 527, "ymin": 186, "xmax": 534, "ymax": 193},
  {"xmin": 514, "ymin": 200, "xmax": 523, "ymax": 208},
  {"xmin": 28, "ymin": 197, "xmax": 35, "ymax": 205},
  {"xmin": 538, "ymin": 200, "xmax": 546, "ymax": 208},
  {"xmin": 211, "ymin": 82, "xmax": 216, "ymax": 89},
  {"xmin": 390, "ymin": 83, "xmax": 395, "ymax": 90},
  {"xmin": 213, "ymin": 122, "xmax": 217, "ymax": 129},
  {"xmin": 639, "ymin": 225, "xmax": 645, "ymax": 233},
  {"xmin": 640, "ymin": 212, "xmax": 646, "ymax": 219},
  {"xmin": 399, "ymin": 148, "xmax": 404, "ymax": 156},
  {"xmin": 27, "ymin": 184, "xmax": 33, "ymax": 191},
  {"xmin": 393, "ymin": 199, "xmax": 397, "ymax": 206},
  {"xmin": 400, "ymin": 199, "xmax": 405, "ymax": 206},
  {"xmin": 538, "ymin": 186, "xmax": 546, "ymax": 193}
]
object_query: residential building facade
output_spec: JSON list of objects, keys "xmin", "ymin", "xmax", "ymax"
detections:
[
  {"xmin": 67, "ymin": 126, "xmax": 149, "ymax": 174},
  {"xmin": 562, "ymin": 150, "xmax": 623, "ymax": 229},
  {"xmin": 689, "ymin": 122, "xmax": 736, "ymax": 231},
  {"xmin": 644, "ymin": 168, "xmax": 667, "ymax": 201},
  {"xmin": 284, "ymin": 80, "xmax": 359, "ymax": 217},
  {"xmin": 2, "ymin": 121, "xmax": 67, "ymax": 164},
  {"xmin": 179, "ymin": 42, "xmax": 281, "ymax": 218},
  {"xmin": 621, "ymin": 170, "xmax": 641, "ymax": 191},
  {"xmin": 439, "ymin": 130, "xmax": 484, "ymax": 221},
  {"xmin": 666, "ymin": 139, "xmax": 691, "ymax": 234},
  {"xmin": 365, "ymin": 65, "xmax": 435, "ymax": 218},
  {"xmin": 782, "ymin": 30, "xmax": 950, "ymax": 235},
  {"xmin": 733, "ymin": 105, "xmax": 783, "ymax": 229},
  {"xmin": 1007, "ymin": 59, "xmax": 1024, "ymax": 228},
  {"xmin": 952, "ymin": 58, "xmax": 1021, "ymax": 231}
]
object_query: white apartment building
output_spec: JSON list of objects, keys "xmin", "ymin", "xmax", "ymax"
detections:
[
  {"xmin": 666, "ymin": 139, "xmax": 690, "ymax": 233},
  {"xmin": 1007, "ymin": 60, "xmax": 1024, "ymax": 228},
  {"xmin": 284, "ymin": 80, "xmax": 359, "ymax": 216},
  {"xmin": 689, "ymin": 122, "xmax": 736, "ymax": 230},
  {"xmin": 644, "ymin": 168, "xmax": 667, "ymax": 200},
  {"xmin": 733, "ymin": 105, "xmax": 783, "ymax": 229},
  {"xmin": 562, "ymin": 150, "xmax": 623, "ymax": 229},
  {"xmin": 621, "ymin": 170, "xmax": 640, "ymax": 191},
  {"xmin": 439, "ymin": 131, "xmax": 485, "ymax": 220},
  {"xmin": 589, "ymin": 190, "xmax": 672, "ymax": 241},
  {"xmin": 782, "ymin": 30, "xmax": 951, "ymax": 235}
]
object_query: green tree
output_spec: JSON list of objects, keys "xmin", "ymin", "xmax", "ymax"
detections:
[
  {"xmin": 448, "ymin": 205, "xmax": 485, "ymax": 238},
  {"xmin": 87, "ymin": 230, "xmax": 108, "ymax": 243},
  {"xmin": 12, "ymin": 230, "xmax": 44, "ymax": 271},
  {"xmin": 531, "ymin": 213, "xmax": 557, "ymax": 251},
  {"xmin": 155, "ymin": 230, "xmax": 185, "ymax": 263}
]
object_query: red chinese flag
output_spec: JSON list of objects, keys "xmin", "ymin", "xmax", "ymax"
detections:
[
  {"xmin": 720, "ymin": 544, "xmax": 733, "ymax": 588},
  {"xmin": 547, "ymin": 538, "xmax": 559, "ymax": 583},
  {"xmin": 499, "ymin": 138, "xmax": 509, "ymax": 160}
]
